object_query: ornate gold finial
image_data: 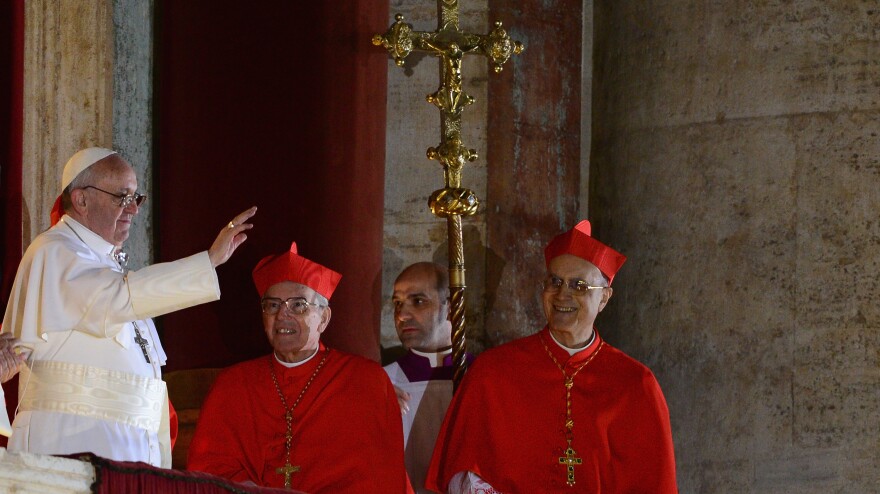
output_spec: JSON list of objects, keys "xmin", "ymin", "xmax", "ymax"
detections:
[
  {"xmin": 483, "ymin": 21, "xmax": 525, "ymax": 73},
  {"xmin": 372, "ymin": 14, "xmax": 416, "ymax": 67}
]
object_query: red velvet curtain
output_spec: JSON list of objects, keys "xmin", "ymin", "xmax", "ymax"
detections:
[
  {"xmin": 155, "ymin": 1, "xmax": 388, "ymax": 370},
  {"xmin": 0, "ymin": 0, "xmax": 24, "ymax": 448},
  {"xmin": 0, "ymin": 0, "xmax": 23, "ymax": 300}
]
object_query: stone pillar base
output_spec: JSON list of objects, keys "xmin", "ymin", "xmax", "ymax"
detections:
[{"xmin": 0, "ymin": 447, "xmax": 94, "ymax": 494}]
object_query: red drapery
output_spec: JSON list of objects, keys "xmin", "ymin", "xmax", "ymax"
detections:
[
  {"xmin": 155, "ymin": 1, "xmax": 389, "ymax": 370},
  {"xmin": 0, "ymin": 0, "xmax": 24, "ymax": 449},
  {"xmin": 0, "ymin": 0, "xmax": 23, "ymax": 300}
]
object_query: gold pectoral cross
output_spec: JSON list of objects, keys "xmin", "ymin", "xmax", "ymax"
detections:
[
  {"xmin": 276, "ymin": 462, "xmax": 300, "ymax": 488},
  {"xmin": 558, "ymin": 446, "xmax": 583, "ymax": 487}
]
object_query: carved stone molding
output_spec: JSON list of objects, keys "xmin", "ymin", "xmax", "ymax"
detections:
[{"xmin": 0, "ymin": 448, "xmax": 94, "ymax": 494}]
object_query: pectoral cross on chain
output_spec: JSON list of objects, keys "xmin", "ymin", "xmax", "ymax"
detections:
[
  {"xmin": 276, "ymin": 462, "xmax": 300, "ymax": 488},
  {"xmin": 559, "ymin": 445, "xmax": 583, "ymax": 487},
  {"xmin": 132, "ymin": 322, "xmax": 151, "ymax": 363}
]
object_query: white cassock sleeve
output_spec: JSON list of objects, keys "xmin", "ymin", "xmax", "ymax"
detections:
[
  {"xmin": 2, "ymin": 232, "xmax": 219, "ymax": 344},
  {"xmin": 126, "ymin": 252, "xmax": 219, "ymax": 318}
]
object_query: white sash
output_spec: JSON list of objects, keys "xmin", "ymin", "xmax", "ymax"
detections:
[{"xmin": 19, "ymin": 360, "xmax": 172, "ymax": 467}]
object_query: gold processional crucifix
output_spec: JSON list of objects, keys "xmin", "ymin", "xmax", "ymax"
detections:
[{"xmin": 373, "ymin": 1, "xmax": 523, "ymax": 389}]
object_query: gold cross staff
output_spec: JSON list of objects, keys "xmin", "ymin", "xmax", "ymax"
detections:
[
  {"xmin": 373, "ymin": 1, "xmax": 523, "ymax": 389},
  {"xmin": 276, "ymin": 462, "xmax": 300, "ymax": 488},
  {"xmin": 559, "ymin": 446, "xmax": 583, "ymax": 486}
]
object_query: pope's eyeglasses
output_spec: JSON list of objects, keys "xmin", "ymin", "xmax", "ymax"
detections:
[
  {"xmin": 261, "ymin": 297, "xmax": 323, "ymax": 315},
  {"xmin": 84, "ymin": 185, "xmax": 147, "ymax": 208},
  {"xmin": 542, "ymin": 276, "xmax": 606, "ymax": 295}
]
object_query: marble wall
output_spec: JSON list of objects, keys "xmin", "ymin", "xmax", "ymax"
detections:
[{"xmin": 592, "ymin": 2, "xmax": 880, "ymax": 491}]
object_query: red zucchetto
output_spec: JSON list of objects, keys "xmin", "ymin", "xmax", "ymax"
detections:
[
  {"xmin": 252, "ymin": 242, "xmax": 342, "ymax": 299},
  {"xmin": 544, "ymin": 220, "xmax": 627, "ymax": 284}
]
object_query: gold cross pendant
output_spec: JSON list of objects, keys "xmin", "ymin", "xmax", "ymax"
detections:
[
  {"xmin": 276, "ymin": 462, "xmax": 300, "ymax": 488},
  {"xmin": 558, "ymin": 446, "xmax": 583, "ymax": 487}
]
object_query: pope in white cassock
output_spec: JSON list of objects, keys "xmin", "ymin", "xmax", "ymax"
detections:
[{"xmin": 0, "ymin": 147, "xmax": 256, "ymax": 468}]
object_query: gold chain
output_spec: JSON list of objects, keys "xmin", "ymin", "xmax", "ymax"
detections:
[
  {"xmin": 540, "ymin": 332, "xmax": 604, "ymax": 487},
  {"xmin": 268, "ymin": 348, "xmax": 329, "ymax": 487}
]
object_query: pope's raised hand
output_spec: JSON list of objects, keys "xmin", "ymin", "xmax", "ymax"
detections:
[{"xmin": 209, "ymin": 206, "xmax": 257, "ymax": 268}]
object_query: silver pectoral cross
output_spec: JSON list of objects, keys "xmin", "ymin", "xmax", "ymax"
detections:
[
  {"xmin": 113, "ymin": 249, "xmax": 129, "ymax": 271},
  {"xmin": 132, "ymin": 321, "xmax": 151, "ymax": 363},
  {"xmin": 114, "ymin": 250, "xmax": 127, "ymax": 265}
]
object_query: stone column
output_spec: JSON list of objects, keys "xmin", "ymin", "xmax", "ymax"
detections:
[
  {"xmin": 381, "ymin": 1, "xmax": 592, "ymax": 353},
  {"xmin": 112, "ymin": 0, "xmax": 153, "ymax": 268},
  {"xmin": 22, "ymin": 0, "xmax": 153, "ymax": 267},
  {"xmin": 23, "ymin": 0, "xmax": 114, "ymax": 243}
]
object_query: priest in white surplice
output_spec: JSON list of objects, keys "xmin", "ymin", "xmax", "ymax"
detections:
[
  {"xmin": 384, "ymin": 262, "xmax": 473, "ymax": 493},
  {"xmin": 0, "ymin": 147, "xmax": 256, "ymax": 468}
]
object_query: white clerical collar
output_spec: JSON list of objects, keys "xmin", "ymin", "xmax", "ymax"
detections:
[
  {"xmin": 61, "ymin": 215, "xmax": 128, "ymax": 348},
  {"xmin": 411, "ymin": 347, "xmax": 452, "ymax": 368},
  {"xmin": 61, "ymin": 215, "xmax": 116, "ymax": 257},
  {"xmin": 549, "ymin": 330, "xmax": 596, "ymax": 356},
  {"xmin": 274, "ymin": 346, "xmax": 320, "ymax": 368}
]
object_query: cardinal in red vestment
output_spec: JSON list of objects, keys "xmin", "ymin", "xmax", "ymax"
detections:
[
  {"xmin": 188, "ymin": 242, "xmax": 410, "ymax": 493},
  {"xmin": 426, "ymin": 221, "xmax": 678, "ymax": 493}
]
